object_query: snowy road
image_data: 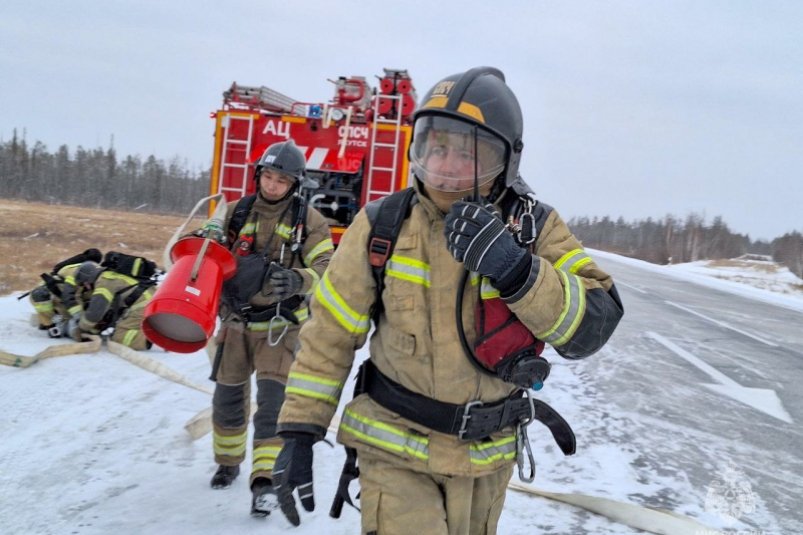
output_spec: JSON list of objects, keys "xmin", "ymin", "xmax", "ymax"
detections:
[{"xmin": 1, "ymin": 253, "xmax": 801, "ymax": 534}]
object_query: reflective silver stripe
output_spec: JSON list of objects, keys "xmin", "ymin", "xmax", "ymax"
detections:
[
  {"xmin": 469, "ymin": 435, "xmax": 517, "ymax": 465},
  {"xmin": 285, "ymin": 371, "xmax": 343, "ymax": 405},
  {"xmin": 386, "ymin": 255, "xmax": 431, "ymax": 287},
  {"xmin": 340, "ymin": 409, "xmax": 429, "ymax": 460},
  {"xmin": 304, "ymin": 238, "xmax": 334, "ymax": 266},
  {"xmin": 554, "ymin": 249, "xmax": 593, "ymax": 274},
  {"xmin": 536, "ymin": 270, "xmax": 586, "ymax": 346},
  {"xmin": 315, "ymin": 272, "xmax": 371, "ymax": 334}
]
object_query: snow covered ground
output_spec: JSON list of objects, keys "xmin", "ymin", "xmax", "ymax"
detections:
[{"xmin": 1, "ymin": 252, "xmax": 800, "ymax": 534}]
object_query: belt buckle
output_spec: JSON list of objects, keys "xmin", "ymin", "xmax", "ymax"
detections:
[{"xmin": 458, "ymin": 400, "xmax": 483, "ymax": 440}]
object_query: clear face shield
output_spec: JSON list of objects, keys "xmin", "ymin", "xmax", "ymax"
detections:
[{"xmin": 410, "ymin": 115, "xmax": 507, "ymax": 193}]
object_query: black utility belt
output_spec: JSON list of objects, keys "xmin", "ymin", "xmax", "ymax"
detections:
[{"xmin": 358, "ymin": 360, "xmax": 576, "ymax": 454}]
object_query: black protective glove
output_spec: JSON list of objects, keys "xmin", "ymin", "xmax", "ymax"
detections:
[
  {"xmin": 268, "ymin": 263, "xmax": 303, "ymax": 302},
  {"xmin": 274, "ymin": 432, "xmax": 316, "ymax": 526},
  {"xmin": 444, "ymin": 200, "xmax": 530, "ymax": 288}
]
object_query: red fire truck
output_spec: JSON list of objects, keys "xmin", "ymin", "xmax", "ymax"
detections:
[{"xmin": 208, "ymin": 68, "xmax": 417, "ymax": 244}]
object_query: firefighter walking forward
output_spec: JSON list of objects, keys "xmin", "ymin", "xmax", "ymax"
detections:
[
  {"xmin": 273, "ymin": 67, "xmax": 624, "ymax": 534},
  {"xmin": 203, "ymin": 140, "xmax": 333, "ymax": 518}
]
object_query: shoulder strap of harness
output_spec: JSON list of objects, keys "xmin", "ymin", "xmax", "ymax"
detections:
[
  {"xmin": 365, "ymin": 187, "xmax": 417, "ymax": 321},
  {"xmin": 226, "ymin": 194, "xmax": 257, "ymax": 246}
]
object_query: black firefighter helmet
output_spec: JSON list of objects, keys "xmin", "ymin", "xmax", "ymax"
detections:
[
  {"xmin": 75, "ymin": 261, "xmax": 103, "ymax": 286},
  {"xmin": 410, "ymin": 67, "xmax": 524, "ymax": 193},
  {"xmin": 253, "ymin": 139, "xmax": 306, "ymax": 183}
]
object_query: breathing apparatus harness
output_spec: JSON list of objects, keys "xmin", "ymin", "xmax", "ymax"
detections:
[{"xmin": 221, "ymin": 191, "xmax": 308, "ymax": 346}]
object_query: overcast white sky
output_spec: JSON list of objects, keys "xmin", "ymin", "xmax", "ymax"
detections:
[{"xmin": 2, "ymin": 1, "xmax": 801, "ymax": 241}]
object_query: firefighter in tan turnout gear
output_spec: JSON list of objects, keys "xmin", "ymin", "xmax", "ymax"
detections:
[
  {"xmin": 28, "ymin": 248, "xmax": 102, "ymax": 337},
  {"xmin": 273, "ymin": 67, "xmax": 624, "ymax": 534},
  {"xmin": 71, "ymin": 260, "xmax": 155, "ymax": 350},
  {"xmin": 202, "ymin": 139, "xmax": 334, "ymax": 518}
]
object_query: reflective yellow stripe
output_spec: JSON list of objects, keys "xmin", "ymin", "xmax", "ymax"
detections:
[
  {"xmin": 304, "ymin": 238, "xmax": 334, "ymax": 266},
  {"xmin": 122, "ymin": 330, "xmax": 138, "ymax": 347},
  {"xmin": 33, "ymin": 301, "xmax": 54, "ymax": 313},
  {"xmin": 386, "ymin": 255, "xmax": 430, "ymax": 287},
  {"xmin": 94, "ymin": 287, "xmax": 114, "ymax": 303},
  {"xmin": 132, "ymin": 258, "xmax": 142, "ymax": 277},
  {"xmin": 276, "ymin": 223, "xmax": 293, "ymax": 240},
  {"xmin": 64, "ymin": 275, "xmax": 76, "ymax": 285},
  {"xmin": 469, "ymin": 435, "xmax": 517, "ymax": 465},
  {"xmin": 285, "ymin": 371, "xmax": 343, "ymax": 405},
  {"xmin": 554, "ymin": 249, "xmax": 593, "ymax": 274},
  {"xmin": 536, "ymin": 270, "xmax": 586, "ymax": 346},
  {"xmin": 340, "ymin": 409, "xmax": 429, "ymax": 460},
  {"xmin": 213, "ymin": 430, "xmax": 247, "ymax": 457},
  {"xmin": 315, "ymin": 272, "xmax": 370, "ymax": 334},
  {"xmin": 470, "ymin": 275, "xmax": 500, "ymax": 299},
  {"xmin": 246, "ymin": 306, "xmax": 309, "ymax": 331},
  {"xmin": 302, "ymin": 268, "xmax": 320, "ymax": 295},
  {"xmin": 67, "ymin": 304, "xmax": 83, "ymax": 315},
  {"xmin": 101, "ymin": 271, "xmax": 138, "ymax": 285},
  {"xmin": 241, "ymin": 222, "xmax": 257, "ymax": 235},
  {"xmin": 252, "ymin": 444, "xmax": 281, "ymax": 472}
]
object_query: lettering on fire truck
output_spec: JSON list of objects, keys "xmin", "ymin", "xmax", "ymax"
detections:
[{"xmin": 262, "ymin": 120, "xmax": 291, "ymax": 138}]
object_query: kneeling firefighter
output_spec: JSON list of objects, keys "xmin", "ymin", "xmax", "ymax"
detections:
[
  {"xmin": 73, "ymin": 257, "xmax": 157, "ymax": 350},
  {"xmin": 273, "ymin": 67, "xmax": 624, "ymax": 534},
  {"xmin": 27, "ymin": 248, "xmax": 103, "ymax": 337},
  {"xmin": 202, "ymin": 139, "xmax": 334, "ymax": 518}
]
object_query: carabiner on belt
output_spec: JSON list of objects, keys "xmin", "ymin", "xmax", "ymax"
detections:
[{"xmin": 515, "ymin": 389, "xmax": 537, "ymax": 483}]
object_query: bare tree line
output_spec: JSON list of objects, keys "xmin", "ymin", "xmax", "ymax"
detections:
[
  {"xmin": 569, "ymin": 214, "xmax": 803, "ymax": 279},
  {"xmin": 0, "ymin": 130, "xmax": 208, "ymax": 213}
]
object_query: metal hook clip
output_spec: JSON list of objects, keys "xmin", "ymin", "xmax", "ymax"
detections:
[
  {"xmin": 515, "ymin": 389, "xmax": 537, "ymax": 483},
  {"xmin": 267, "ymin": 308, "xmax": 289, "ymax": 347},
  {"xmin": 517, "ymin": 198, "xmax": 537, "ymax": 245}
]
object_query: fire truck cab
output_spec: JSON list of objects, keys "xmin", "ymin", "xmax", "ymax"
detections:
[{"xmin": 209, "ymin": 68, "xmax": 417, "ymax": 244}]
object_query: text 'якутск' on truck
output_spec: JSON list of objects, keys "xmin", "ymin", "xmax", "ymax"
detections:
[{"xmin": 209, "ymin": 68, "xmax": 417, "ymax": 245}]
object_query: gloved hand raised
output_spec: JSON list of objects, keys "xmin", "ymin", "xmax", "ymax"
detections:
[
  {"xmin": 267, "ymin": 263, "xmax": 303, "ymax": 302},
  {"xmin": 274, "ymin": 432, "xmax": 316, "ymax": 526},
  {"xmin": 444, "ymin": 200, "xmax": 530, "ymax": 288}
]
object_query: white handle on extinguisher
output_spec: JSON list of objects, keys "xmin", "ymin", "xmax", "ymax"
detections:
[{"xmin": 162, "ymin": 193, "xmax": 227, "ymax": 270}]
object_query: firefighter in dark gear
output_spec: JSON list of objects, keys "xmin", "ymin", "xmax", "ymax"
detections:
[
  {"xmin": 29, "ymin": 250, "xmax": 102, "ymax": 337},
  {"xmin": 274, "ymin": 67, "xmax": 623, "ymax": 534},
  {"xmin": 203, "ymin": 139, "xmax": 333, "ymax": 518},
  {"xmin": 72, "ymin": 261, "xmax": 154, "ymax": 350}
]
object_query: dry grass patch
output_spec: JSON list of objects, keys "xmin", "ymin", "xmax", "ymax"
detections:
[{"xmin": 0, "ymin": 199, "xmax": 199, "ymax": 295}]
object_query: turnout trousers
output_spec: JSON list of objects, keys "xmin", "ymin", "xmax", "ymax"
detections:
[
  {"xmin": 358, "ymin": 452, "xmax": 513, "ymax": 535},
  {"xmin": 211, "ymin": 321, "xmax": 297, "ymax": 485}
]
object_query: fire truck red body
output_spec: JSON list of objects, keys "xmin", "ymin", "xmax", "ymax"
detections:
[{"xmin": 209, "ymin": 69, "xmax": 417, "ymax": 244}]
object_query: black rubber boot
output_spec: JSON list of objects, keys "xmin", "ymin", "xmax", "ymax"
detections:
[
  {"xmin": 250, "ymin": 477, "xmax": 278, "ymax": 517},
  {"xmin": 210, "ymin": 464, "xmax": 240, "ymax": 489}
]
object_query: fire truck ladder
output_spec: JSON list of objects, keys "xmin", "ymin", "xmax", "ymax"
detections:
[
  {"xmin": 217, "ymin": 114, "xmax": 255, "ymax": 198},
  {"xmin": 365, "ymin": 93, "xmax": 403, "ymax": 200}
]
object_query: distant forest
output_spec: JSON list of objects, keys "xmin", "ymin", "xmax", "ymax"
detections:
[
  {"xmin": 0, "ymin": 130, "xmax": 208, "ymax": 213},
  {"xmin": 568, "ymin": 215, "xmax": 803, "ymax": 279},
  {"xmin": 1, "ymin": 131, "xmax": 801, "ymax": 278}
]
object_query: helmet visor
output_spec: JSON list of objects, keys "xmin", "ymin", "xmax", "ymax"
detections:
[{"xmin": 411, "ymin": 115, "xmax": 507, "ymax": 192}]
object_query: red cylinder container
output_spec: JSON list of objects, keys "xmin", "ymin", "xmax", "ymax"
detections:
[
  {"xmin": 142, "ymin": 237, "xmax": 237, "ymax": 353},
  {"xmin": 401, "ymin": 94, "xmax": 416, "ymax": 116},
  {"xmin": 379, "ymin": 78, "xmax": 395, "ymax": 94},
  {"xmin": 396, "ymin": 79, "xmax": 412, "ymax": 94}
]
